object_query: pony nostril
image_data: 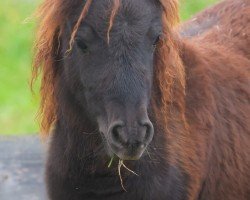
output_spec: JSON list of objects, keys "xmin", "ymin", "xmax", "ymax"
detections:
[
  {"xmin": 141, "ymin": 121, "xmax": 154, "ymax": 143},
  {"xmin": 112, "ymin": 125, "xmax": 121, "ymax": 141},
  {"xmin": 110, "ymin": 123, "xmax": 127, "ymax": 146}
]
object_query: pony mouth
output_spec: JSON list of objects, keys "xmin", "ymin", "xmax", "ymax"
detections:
[
  {"xmin": 108, "ymin": 141, "xmax": 146, "ymax": 160},
  {"xmin": 114, "ymin": 151, "xmax": 144, "ymax": 161}
]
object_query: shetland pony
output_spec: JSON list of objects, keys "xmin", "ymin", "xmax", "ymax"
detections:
[{"xmin": 32, "ymin": 0, "xmax": 250, "ymax": 199}]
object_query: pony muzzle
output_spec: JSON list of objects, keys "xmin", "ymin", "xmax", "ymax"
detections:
[{"xmin": 108, "ymin": 120, "xmax": 154, "ymax": 160}]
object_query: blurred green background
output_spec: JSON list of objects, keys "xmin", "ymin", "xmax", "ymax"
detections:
[{"xmin": 0, "ymin": 0, "xmax": 218, "ymax": 135}]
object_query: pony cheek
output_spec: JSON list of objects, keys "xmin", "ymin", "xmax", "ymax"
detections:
[{"xmin": 83, "ymin": 90, "xmax": 103, "ymax": 114}]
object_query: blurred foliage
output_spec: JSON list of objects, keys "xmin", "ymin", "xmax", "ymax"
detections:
[
  {"xmin": 180, "ymin": 0, "xmax": 218, "ymax": 20},
  {"xmin": 0, "ymin": 0, "xmax": 40, "ymax": 135},
  {"xmin": 0, "ymin": 0, "xmax": 217, "ymax": 135}
]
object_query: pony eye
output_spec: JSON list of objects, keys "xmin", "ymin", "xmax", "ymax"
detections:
[
  {"xmin": 153, "ymin": 35, "xmax": 161, "ymax": 46},
  {"xmin": 152, "ymin": 35, "xmax": 161, "ymax": 51},
  {"xmin": 76, "ymin": 39, "xmax": 89, "ymax": 54}
]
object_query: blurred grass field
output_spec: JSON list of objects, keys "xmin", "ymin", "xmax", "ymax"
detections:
[{"xmin": 0, "ymin": 0, "xmax": 218, "ymax": 135}]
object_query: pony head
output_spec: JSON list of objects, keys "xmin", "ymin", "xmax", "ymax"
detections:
[{"xmin": 32, "ymin": 0, "xmax": 185, "ymax": 160}]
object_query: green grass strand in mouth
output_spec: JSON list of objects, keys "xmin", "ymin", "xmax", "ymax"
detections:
[{"xmin": 108, "ymin": 156, "xmax": 115, "ymax": 168}]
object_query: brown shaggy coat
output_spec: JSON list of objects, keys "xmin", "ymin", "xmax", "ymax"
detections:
[{"xmin": 180, "ymin": 0, "xmax": 250, "ymax": 199}]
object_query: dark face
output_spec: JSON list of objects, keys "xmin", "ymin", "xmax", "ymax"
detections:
[{"xmin": 63, "ymin": 0, "xmax": 162, "ymax": 160}]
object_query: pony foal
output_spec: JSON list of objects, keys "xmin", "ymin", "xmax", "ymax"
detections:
[{"xmin": 32, "ymin": 0, "xmax": 250, "ymax": 199}]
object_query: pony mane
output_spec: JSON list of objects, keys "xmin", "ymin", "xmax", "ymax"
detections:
[
  {"xmin": 32, "ymin": 0, "xmax": 184, "ymax": 136},
  {"xmin": 154, "ymin": 0, "xmax": 186, "ymax": 126}
]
